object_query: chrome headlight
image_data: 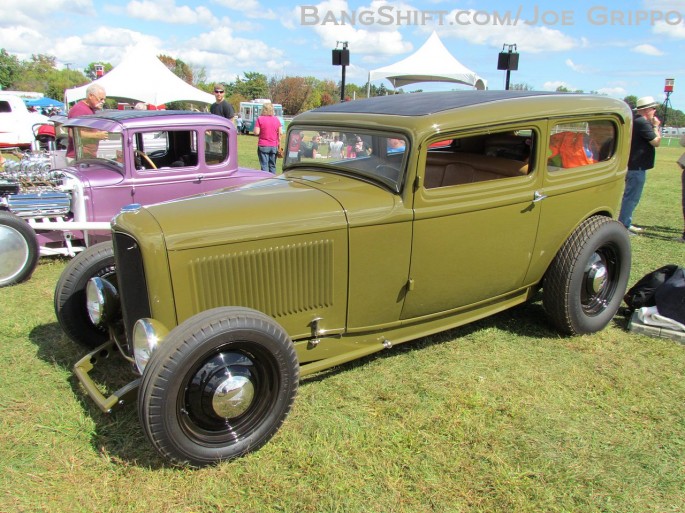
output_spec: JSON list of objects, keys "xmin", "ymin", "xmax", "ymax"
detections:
[
  {"xmin": 86, "ymin": 277, "xmax": 119, "ymax": 326},
  {"xmin": 133, "ymin": 318, "xmax": 169, "ymax": 373}
]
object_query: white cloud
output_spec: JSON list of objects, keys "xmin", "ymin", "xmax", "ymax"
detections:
[
  {"xmin": 213, "ymin": 0, "xmax": 277, "ymax": 19},
  {"xmin": 596, "ymin": 86, "xmax": 628, "ymax": 98},
  {"xmin": 440, "ymin": 10, "xmax": 581, "ymax": 54},
  {"xmin": 0, "ymin": 0, "xmax": 95, "ymax": 27},
  {"xmin": 632, "ymin": 44, "xmax": 664, "ymax": 56},
  {"xmin": 181, "ymin": 27, "xmax": 289, "ymax": 81},
  {"xmin": 542, "ymin": 80, "xmax": 573, "ymax": 91},
  {"xmin": 126, "ymin": 0, "xmax": 215, "ymax": 25},
  {"xmin": 653, "ymin": 20, "xmax": 685, "ymax": 39},
  {"xmin": 565, "ymin": 58, "xmax": 594, "ymax": 74}
]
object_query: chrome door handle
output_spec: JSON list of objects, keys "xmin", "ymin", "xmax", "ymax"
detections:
[{"xmin": 533, "ymin": 191, "xmax": 547, "ymax": 202}]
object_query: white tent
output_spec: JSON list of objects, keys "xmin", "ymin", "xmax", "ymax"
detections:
[
  {"xmin": 64, "ymin": 49, "xmax": 214, "ymax": 106},
  {"xmin": 367, "ymin": 32, "xmax": 486, "ymax": 94}
]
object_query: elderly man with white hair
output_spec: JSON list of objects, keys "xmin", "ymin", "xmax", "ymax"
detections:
[{"xmin": 618, "ymin": 95, "xmax": 662, "ymax": 232}]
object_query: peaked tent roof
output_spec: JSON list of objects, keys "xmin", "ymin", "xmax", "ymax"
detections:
[
  {"xmin": 64, "ymin": 49, "xmax": 215, "ymax": 106},
  {"xmin": 368, "ymin": 32, "xmax": 486, "ymax": 91}
]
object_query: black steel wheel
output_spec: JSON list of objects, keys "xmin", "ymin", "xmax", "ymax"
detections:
[
  {"xmin": 0, "ymin": 211, "xmax": 39, "ymax": 287},
  {"xmin": 138, "ymin": 307, "xmax": 299, "ymax": 467},
  {"xmin": 54, "ymin": 241, "xmax": 116, "ymax": 348},
  {"xmin": 543, "ymin": 216, "xmax": 631, "ymax": 335}
]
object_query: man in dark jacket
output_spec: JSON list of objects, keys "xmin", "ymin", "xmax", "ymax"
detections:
[{"xmin": 618, "ymin": 95, "xmax": 662, "ymax": 232}]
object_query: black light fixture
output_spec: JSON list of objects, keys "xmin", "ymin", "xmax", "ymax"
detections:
[
  {"xmin": 332, "ymin": 41, "xmax": 349, "ymax": 102},
  {"xmin": 497, "ymin": 44, "xmax": 519, "ymax": 90}
]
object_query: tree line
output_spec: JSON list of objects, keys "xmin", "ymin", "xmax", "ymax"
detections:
[{"xmin": 1, "ymin": 49, "xmax": 682, "ymax": 126}]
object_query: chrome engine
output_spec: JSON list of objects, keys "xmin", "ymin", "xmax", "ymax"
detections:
[{"xmin": 1, "ymin": 151, "xmax": 71, "ymax": 218}]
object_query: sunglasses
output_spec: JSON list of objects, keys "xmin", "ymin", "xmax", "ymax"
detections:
[{"xmin": 214, "ymin": 90, "xmax": 224, "ymax": 94}]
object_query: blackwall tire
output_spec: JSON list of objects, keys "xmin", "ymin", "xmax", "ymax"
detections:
[
  {"xmin": 0, "ymin": 211, "xmax": 39, "ymax": 288},
  {"xmin": 54, "ymin": 241, "xmax": 115, "ymax": 348},
  {"xmin": 543, "ymin": 216, "xmax": 631, "ymax": 335},
  {"xmin": 138, "ymin": 307, "xmax": 299, "ymax": 467}
]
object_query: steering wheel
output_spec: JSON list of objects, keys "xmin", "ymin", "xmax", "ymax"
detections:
[{"xmin": 135, "ymin": 150, "xmax": 157, "ymax": 169}]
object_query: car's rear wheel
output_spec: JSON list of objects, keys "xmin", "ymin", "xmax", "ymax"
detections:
[
  {"xmin": 0, "ymin": 211, "xmax": 39, "ymax": 287},
  {"xmin": 138, "ymin": 307, "xmax": 299, "ymax": 467},
  {"xmin": 54, "ymin": 241, "xmax": 116, "ymax": 347},
  {"xmin": 543, "ymin": 216, "xmax": 631, "ymax": 335}
]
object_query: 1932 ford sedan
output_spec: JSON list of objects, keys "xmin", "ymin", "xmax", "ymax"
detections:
[{"xmin": 56, "ymin": 91, "xmax": 633, "ymax": 466}]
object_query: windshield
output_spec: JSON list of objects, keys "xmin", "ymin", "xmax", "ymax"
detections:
[
  {"xmin": 73, "ymin": 127, "xmax": 124, "ymax": 167},
  {"xmin": 283, "ymin": 128, "xmax": 408, "ymax": 192}
]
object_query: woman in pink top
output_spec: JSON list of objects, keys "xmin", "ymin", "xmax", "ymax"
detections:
[{"xmin": 254, "ymin": 102, "xmax": 283, "ymax": 174}]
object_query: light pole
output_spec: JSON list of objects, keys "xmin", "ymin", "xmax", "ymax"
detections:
[
  {"xmin": 662, "ymin": 78, "xmax": 674, "ymax": 128},
  {"xmin": 497, "ymin": 44, "xmax": 519, "ymax": 90},
  {"xmin": 332, "ymin": 41, "xmax": 349, "ymax": 102}
]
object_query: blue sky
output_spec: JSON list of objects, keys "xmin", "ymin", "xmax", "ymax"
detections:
[{"xmin": 1, "ymin": 0, "xmax": 684, "ymax": 111}]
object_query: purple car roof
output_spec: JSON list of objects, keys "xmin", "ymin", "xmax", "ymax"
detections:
[{"xmin": 63, "ymin": 110, "xmax": 230, "ymax": 132}]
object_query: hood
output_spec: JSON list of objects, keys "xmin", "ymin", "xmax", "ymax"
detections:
[
  {"xmin": 143, "ymin": 176, "xmax": 348, "ymax": 251},
  {"xmin": 60, "ymin": 163, "xmax": 125, "ymax": 189},
  {"xmin": 134, "ymin": 171, "xmax": 401, "ymax": 251}
]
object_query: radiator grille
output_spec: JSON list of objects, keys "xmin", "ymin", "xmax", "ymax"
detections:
[
  {"xmin": 189, "ymin": 240, "xmax": 334, "ymax": 317},
  {"xmin": 113, "ymin": 232, "xmax": 150, "ymax": 352}
]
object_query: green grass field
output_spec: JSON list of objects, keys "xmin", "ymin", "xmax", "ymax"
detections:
[{"xmin": 1, "ymin": 138, "xmax": 684, "ymax": 513}]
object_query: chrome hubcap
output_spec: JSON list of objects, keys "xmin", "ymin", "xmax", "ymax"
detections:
[
  {"xmin": 212, "ymin": 374, "xmax": 255, "ymax": 418},
  {"xmin": 585, "ymin": 253, "xmax": 608, "ymax": 296},
  {"xmin": 0, "ymin": 224, "xmax": 29, "ymax": 283}
]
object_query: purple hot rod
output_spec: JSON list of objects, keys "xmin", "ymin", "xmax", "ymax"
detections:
[{"xmin": 0, "ymin": 110, "xmax": 270, "ymax": 287}]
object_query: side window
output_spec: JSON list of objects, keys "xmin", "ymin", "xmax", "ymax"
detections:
[
  {"xmin": 133, "ymin": 130, "xmax": 198, "ymax": 170},
  {"xmin": 205, "ymin": 129, "xmax": 228, "ymax": 165},
  {"xmin": 424, "ymin": 129, "xmax": 534, "ymax": 189},
  {"xmin": 548, "ymin": 120, "xmax": 615, "ymax": 170}
]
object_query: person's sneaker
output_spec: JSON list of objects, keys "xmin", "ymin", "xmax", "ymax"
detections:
[{"xmin": 628, "ymin": 225, "xmax": 644, "ymax": 233}]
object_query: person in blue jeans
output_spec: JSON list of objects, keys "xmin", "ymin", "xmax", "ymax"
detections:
[
  {"xmin": 254, "ymin": 102, "xmax": 282, "ymax": 174},
  {"xmin": 618, "ymin": 96, "xmax": 662, "ymax": 232}
]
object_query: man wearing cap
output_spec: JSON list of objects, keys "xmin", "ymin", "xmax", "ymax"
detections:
[{"xmin": 618, "ymin": 95, "xmax": 662, "ymax": 232}]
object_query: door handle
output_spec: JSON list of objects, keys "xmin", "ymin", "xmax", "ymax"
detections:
[{"xmin": 533, "ymin": 190, "xmax": 547, "ymax": 202}]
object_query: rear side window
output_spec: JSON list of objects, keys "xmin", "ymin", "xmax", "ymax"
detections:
[
  {"xmin": 548, "ymin": 120, "xmax": 616, "ymax": 170},
  {"xmin": 205, "ymin": 129, "xmax": 228, "ymax": 165},
  {"xmin": 423, "ymin": 128, "xmax": 534, "ymax": 189}
]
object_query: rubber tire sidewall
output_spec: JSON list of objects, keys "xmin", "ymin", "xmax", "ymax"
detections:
[
  {"xmin": 138, "ymin": 306, "xmax": 299, "ymax": 467},
  {"xmin": 0, "ymin": 211, "xmax": 39, "ymax": 288},
  {"xmin": 54, "ymin": 241, "xmax": 115, "ymax": 348},
  {"xmin": 543, "ymin": 216, "xmax": 631, "ymax": 335}
]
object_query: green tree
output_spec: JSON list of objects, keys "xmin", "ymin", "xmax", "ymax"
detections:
[
  {"xmin": 623, "ymin": 95, "xmax": 638, "ymax": 109},
  {"xmin": 344, "ymin": 83, "xmax": 367, "ymax": 101},
  {"xmin": 46, "ymin": 68, "xmax": 88, "ymax": 102},
  {"xmin": 84, "ymin": 62, "xmax": 113, "ymax": 80},
  {"xmin": 271, "ymin": 76, "xmax": 311, "ymax": 115},
  {"xmin": 233, "ymin": 72, "xmax": 269, "ymax": 100},
  {"xmin": 0, "ymin": 48, "xmax": 21, "ymax": 90},
  {"xmin": 158, "ymin": 54, "xmax": 193, "ymax": 84},
  {"xmin": 510, "ymin": 82, "xmax": 534, "ymax": 91},
  {"xmin": 12, "ymin": 54, "xmax": 56, "ymax": 92}
]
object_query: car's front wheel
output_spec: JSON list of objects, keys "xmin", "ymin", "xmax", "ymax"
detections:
[
  {"xmin": 543, "ymin": 216, "xmax": 631, "ymax": 335},
  {"xmin": 0, "ymin": 211, "xmax": 39, "ymax": 288},
  {"xmin": 54, "ymin": 241, "xmax": 116, "ymax": 348},
  {"xmin": 138, "ymin": 307, "xmax": 299, "ymax": 467}
]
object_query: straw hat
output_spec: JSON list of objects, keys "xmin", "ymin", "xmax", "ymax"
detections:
[{"xmin": 635, "ymin": 96, "xmax": 659, "ymax": 110}]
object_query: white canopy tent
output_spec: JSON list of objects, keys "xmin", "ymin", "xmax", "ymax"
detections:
[
  {"xmin": 367, "ymin": 32, "xmax": 486, "ymax": 94},
  {"xmin": 64, "ymin": 49, "xmax": 214, "ymax": 107}
]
